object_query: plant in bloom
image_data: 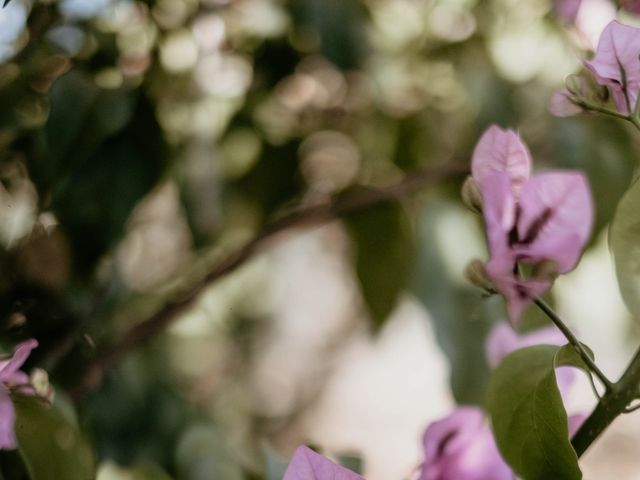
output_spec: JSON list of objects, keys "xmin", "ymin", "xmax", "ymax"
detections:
[
  {"xmin": 0, "ymin": 339, "xmax": 38, "ymax": 450},
  {"xmin": 418, "ymin": 323, "xmax": 583, "ymax": 480},
  {"xmin": 469, "ymin": 126, "xmax": 593, "ymax": 324},
  {"xmin": 584, "ymin": 20, "xmax": 640, "ymax": 114},
  {"xmin": 283, "ymin": 445, "xmax": 364, "ymax": 480}
]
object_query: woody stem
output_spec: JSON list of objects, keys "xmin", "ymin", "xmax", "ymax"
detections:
[{"xmin": 533, "ymin": 298, "xmax": 613, "ymax": 391}]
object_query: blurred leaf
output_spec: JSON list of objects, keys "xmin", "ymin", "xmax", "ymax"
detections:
[
  {"xmin": 14, "ymin": 396, "xmax": 95, "ymax": 480},
  {"xmin": 128, "ymin": 464, "xmax": 174, "ymax": 480},
  {"xmin": 262, "ymin": 443, "xmax": 289, "ymax": 480},
  {"xmin": 337, "ymin": 454, "xmax": 362, "ymax": 474},
  {"xmin": 23, "ymin": 70, "xmax": 167, "ymax": 270},
  {"xmin": 412, "ymin": 200, "xmax": 497, "ymax": 403},
  {"xmin": 486, "ymin": 345, "xmax": 582, "ymax": 480},
  {"xmin": 289, "ymin": 0, "xmax": 367, "ymax": 70},
  {"xmin": 233, "ymin": 139, "xmax": 301, "ymax": 224},
  {"xmin": 550, "ymin": 117, "xmax": 636, "ymax": 236},
  {"xmin": 610, "ymin": 176, "xmax": 640, "ymax": 320},
  {"xmin": 83, "ymin": 352, "xmax": 187, "ymax": 472},
  {"xmin": 175, "ymin": 424, "xmax": 243, "ymax": 480},
  {"xmin": 54, "ymin": 96, "xmax": 166, "ymax": 270},
  {"xmin": 344, "ymin": 196, "xmax": 413, "ymax": 330},
  {"xmin": 29, "ymin": 70, "xmax": 134, "ymax": 188},
  {"xmin": 96, "ymin": 462, "xmax": 173, "ymax": 480}
]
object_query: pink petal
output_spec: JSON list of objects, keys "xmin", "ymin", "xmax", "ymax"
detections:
[
  {"xmin": 422, "ymin": 407, "xmax": 484, "ymax": 460},
  {"xmin": 568, "ymin": 413, "xmax": 587, "ymax": 437},
  {"xmin": 0, "ymin": 386, "xmax": 17, "ymax": 450},
  {"xmin": 501, "ymin": 277, "xmax": 550, "ymax": 325},
  {"xmin": 485, "ymin": 323, "xmax": 576, "ymax": 396},
  {"xmin": 420, "ymin": 407, "xmax": 512, "ymax": 480},
  {"xmin": 0, "ymin": 339, "xmax": 37, "ymax": 382},
  {"xmin": 515, "ymin": 172, "xmax": 593, "ymax": 273},
  {"xmin": 485, "ymin": 323, "xmax": 567, "ymax": 369},
  {"xmin": 585, "ymin": 20, "xmax": 640, "ymax": 114},
  {"xmin": 481, "ymin": 172, "xmax": 516, "ymax": 262},
  {"xmin": 283, "ymin": 446, "xmax": 364, "ymax": 480},
  {"xmin": 548, "ymin": 90, "xmax": 583, "ymax": 117},
  {"xmin": 471, "ymin": 125, "xmax": 531, "ymax": 192}
]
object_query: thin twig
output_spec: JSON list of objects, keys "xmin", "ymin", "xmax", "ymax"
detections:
[
  {"xmin": 69, "ymin": 161, "xmax": 468, "ymax": 399},
  {"xmin": 533, "ymin": 297, "xmax": 613, "ymax": 391}
]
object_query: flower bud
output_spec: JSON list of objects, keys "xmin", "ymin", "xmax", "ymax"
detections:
[
  {"xmin": 565, "ymin": 74, "xmax": 583, "ymax": 96},
  {"xmin": 30, "ymin": 368, "xmax": 54, "ymax": 403},
  {"xmin": 461, "ymin": 176, "xmax": 483, "ymax": 214},
  {"xmin": 464, "ymin": 259, "xmax": 493, "ymax": 291}
]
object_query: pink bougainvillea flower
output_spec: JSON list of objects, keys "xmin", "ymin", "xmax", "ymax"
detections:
[
  {"xmin": 284, "ymin": 445, "xmax": 364, "ymax": 480},
  {"xmin": 471, "ymin": 126, "xmax": 593, "ymax": 323},
  {"xmin": 548, "ymin": 89, "xmax": 583, "ymax": 117},
  {"xmin": 585, "ymin": 20, "xmax": 640, "ymax": 114},
  {"xmin": 419, "ymin": 322, "xmax": 586, "ymax": 480},
  {"xmin": 418, "ymin": 407, "xmax": 512, "ymax": 480},
  {"xmin": 0, "ymin": 339, "xmax": 37, "ymax": 450}
]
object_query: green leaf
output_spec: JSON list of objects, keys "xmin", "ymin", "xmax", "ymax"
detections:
[
  {"xmin": 609, "ymin": 177, "xmax": 640, "ymax": 320},
  {"xmin": 486, "ymin": 345, "xmax": 583, "ymax": 480},
  {"xmin": 262, "ymin": 442, "xmax": 289, "ymax": 480},
  {"xmin": 344, "ymin": 196, "xmax": 413, "ymax": 330},
  {"xmin": 337, "ymin": 454, "xmax": 363, "ymax": 474},
  {"xmin": 175, "ymin": 424, "xmax": 243, "ymax": 480},
  {"xmin": 14, "ymin": 396, "xmax": 95, "ymax": 480}
]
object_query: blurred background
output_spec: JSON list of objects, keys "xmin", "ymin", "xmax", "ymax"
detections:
[{"xmin": 1, "ymin": 0, "xmax": 640, "ymax": 478}]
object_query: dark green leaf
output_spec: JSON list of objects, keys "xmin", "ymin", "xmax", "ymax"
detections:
[
  {"xmin": 175, "ymin": 425, "xmax": 243, "ymax": 480},
  {"xmin": 14, "ymin": 396, "xmax": 95, "ymax": 480},
  {"xmin": 345, "ymin": 196, "xmax": 413, "ymax": 330},
  {"xmin": 289, "ymin": 0, "xmax": 367, "ymax": 70},
  {"xmin": 609, "ymin": 177, "xmax": 640, "ymax": 320},
  {"xmin": 486, "ymin": 345, "xmax": 582, "ymax": 480},
  {"xmin": 337, "ymin": 454, "xmax": 362, "ymax": 474}
]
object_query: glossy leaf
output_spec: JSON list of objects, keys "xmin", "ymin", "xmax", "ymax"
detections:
[
  {"xmin": 345, "ymin": 196, "xmax": 413, "ymax": 330},
  {"xmin": 14, "ymin": 396, "xmax": 95, "ymax": 480},
  {"xmin": 486, "ymin": 345, "xmax": 585, "ymax": 480},
  {"xmin": 610, "ymin": 177, "xmax": 640, "ymax": 320}
]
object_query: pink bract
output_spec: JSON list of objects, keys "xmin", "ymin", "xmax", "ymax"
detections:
[
  {"xmin": 585, "ymin": 20, "xmax": 640, "ymax": 114},
  {"xmin": 0, "ymin": 339, "xmax": 38, "ymax": 450},
  {"xmin": 419, "ymin": 407, "xmax": 512, "ymax": 480},
  {"xmin": 283, "ymin": 445, "xmax": 364, "ymax": 480},
  {"xmin": 472, "ymin": 126, "xmax": 593, "ymax": 323}
]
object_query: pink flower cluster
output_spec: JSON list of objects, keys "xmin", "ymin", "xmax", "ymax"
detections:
[
  {"xmin": 551, "ymin": 20, "xmax": 640, "ymax": 117},
  {"xmin": 585, "ymin": 21, "xmax": 640, "ymax": 114},
  {"xmin": 470, "ymin": 126, "xmax": 593, "ymax": 323},
  {"xmin": 0, "ymin": 339, "xmax": 38, "ymax": 450},
  {"xmin": 282, "ymin": 324, "xmax": 583, "ymax": 480},
  {"xmin": 418, "ymin": 323, "xmax": 584, "ymax": 480}
]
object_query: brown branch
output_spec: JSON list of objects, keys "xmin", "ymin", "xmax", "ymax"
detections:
[{"xmin": 70, "ymin": 161, "xmax": 468, "ymax": 399}]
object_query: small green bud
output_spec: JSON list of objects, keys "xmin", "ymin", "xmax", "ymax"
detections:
[
  {"xmin": 464, "ymin": 259, "xmax": 493, "ymax": 291},
  {"xmin": 461, "ymin": 176, "xmax": 483, "ymax": 214},
  {"xmin": 565, "ymin": 74, "xmax": 583, "ymax": 97}
]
